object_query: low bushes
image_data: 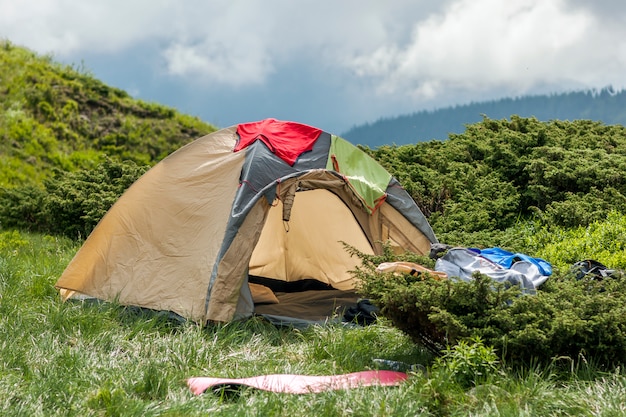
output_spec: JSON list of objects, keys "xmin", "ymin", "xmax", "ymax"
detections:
[
  {"xmin": 0, "ymin": 158, "xmax": 148, "ymax": 238},
  {"xmin": 354, "ymin": 244, "xmax": 626, "ymax": 368}
]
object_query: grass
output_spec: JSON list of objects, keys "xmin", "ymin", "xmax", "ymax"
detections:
[{"xmin": 2, "ymin": 230, "xmax": 626, "ymax": 416}]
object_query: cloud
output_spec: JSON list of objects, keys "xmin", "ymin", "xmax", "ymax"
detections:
[
  {"xmin": 155, "ymin": 1, "xmax": 438, "ymax": 87},
  {"xmin": 0, "ymin": 0, "xmax": 168, "ymax": 54},
  {"xmin": 345, "ymin": 0, "xmax": 626, "ymax": 102},
  {"xmin": 162, "ymin": 40, "xmax": 273, "ymax": 86},
  {"xmin": 1, "ymin": 0, "xmax": 625, "ymax": 132},
  {"xmin": 0, "ymin": 0, "xmax": 451, "ymax": 87}
]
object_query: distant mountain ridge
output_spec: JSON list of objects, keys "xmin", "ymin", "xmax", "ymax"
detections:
[{"xmin": 342, "ymin": 87, "xmax": 626, "ymax": 147}]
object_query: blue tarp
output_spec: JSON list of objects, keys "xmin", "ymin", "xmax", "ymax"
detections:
[{"xmin": 473, "ymin": 247, "xmax": 552, "ymax": 276}]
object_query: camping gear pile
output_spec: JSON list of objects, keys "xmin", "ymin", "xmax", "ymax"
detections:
[
  {"xmin": 376, "ymin": 245, "xmax": 552, "ymax": 294},
  {"xmin": 433, "ymin": 246, "xmax": 551, "ymax": 293}
]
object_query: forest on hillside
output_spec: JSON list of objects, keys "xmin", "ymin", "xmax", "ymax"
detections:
[{"xmin": 343, "ymin": 87, "xmax": 626, "ymax": 147}]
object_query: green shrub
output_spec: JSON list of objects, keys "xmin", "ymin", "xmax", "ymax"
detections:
[
  {"xmin": 42, "ymin": 158, "xmax": 148, "ymax": 238},
  {"xmin": 0, "ymin": 158, "xmax": 148, "ymax": 237},
  {"xmin": 371, "ymin": 117, "xmax": 626, "ymax": 232},
  {"xmin": 0, "ymin": 184, "xmax": 46, "ymax": 230},
  {"xmin": 431, "ymin": 336, "xmax": 500, "ymax": 387},
  {"xmin": 356, "ymin": 246, "xmax": 626, "ymax": 368}
]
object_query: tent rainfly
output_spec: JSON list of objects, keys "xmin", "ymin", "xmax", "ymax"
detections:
[{"xmin": 55, "ymin": 119, "xmax": 438, "ymax": 324}]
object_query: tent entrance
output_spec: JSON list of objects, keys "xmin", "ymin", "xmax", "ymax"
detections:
[
  {"xmin": 247, "ymin": 188, "xmax": 373, "ymax": 321},
  {"xmin": 249, "ymin": 276, "xmax": 360, "ymax": 323}
]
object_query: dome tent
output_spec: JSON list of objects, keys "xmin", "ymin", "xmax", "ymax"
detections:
[{"xmin": 55, "ymin": 118, "xmax": 438, "ymax": 324}]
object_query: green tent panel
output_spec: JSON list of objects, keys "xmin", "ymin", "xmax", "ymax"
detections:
[{"xmin": 326, "ymin": 135, "xmax": 392, "ymax": 213}]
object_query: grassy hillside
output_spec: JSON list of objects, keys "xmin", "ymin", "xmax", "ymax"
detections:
[{"xmin": 0, "ymin": 41, "xmax": 216, "ymax": 188}]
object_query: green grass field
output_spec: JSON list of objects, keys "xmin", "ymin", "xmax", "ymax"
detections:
[{"xmin": 2, "ymin": 230, "xmax": 626, "ymax": 416}]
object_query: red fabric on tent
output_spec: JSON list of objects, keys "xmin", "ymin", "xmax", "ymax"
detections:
[
  {"xmin": 187, "ymin": 370, "xmax": 408, "ymax": 395},
  {"xmin": 235, "ymin": 118, "xmax": 322, "ymax": 166}
]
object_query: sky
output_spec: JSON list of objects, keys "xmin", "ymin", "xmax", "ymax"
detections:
[{"xmin": 1, "ymin": 0, "xmax": 625, "ymax": 134}]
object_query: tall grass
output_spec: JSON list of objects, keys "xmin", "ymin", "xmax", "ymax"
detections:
[{"xmin": 2, "ymin": 229, "xmax": 626, "ymax": 416}]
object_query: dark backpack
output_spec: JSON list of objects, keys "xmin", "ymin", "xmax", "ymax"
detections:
[
  {"xmin": 570, "ymin": 260, "xmax": 619, "ymax": 280},
  {"xmin": 343, "ymin": 299, "xmax": 379, "ymax": 325}
]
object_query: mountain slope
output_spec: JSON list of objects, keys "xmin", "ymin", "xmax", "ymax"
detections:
[{"xmin": 0, "ymin": 41, "xmax": 216, "ymax": 188}]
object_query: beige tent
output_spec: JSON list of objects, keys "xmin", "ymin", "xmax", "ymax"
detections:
[{"xmin": 56, "ymin": 119, "xmax": 438, "ymax": 324}]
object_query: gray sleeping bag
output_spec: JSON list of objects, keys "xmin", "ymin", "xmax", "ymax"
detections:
[{"xmin": 435, "ymin": 247, "xmax": 549, "ymax": 293}]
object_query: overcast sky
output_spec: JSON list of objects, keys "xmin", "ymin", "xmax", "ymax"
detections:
[{"xmin": 2, "ymin": 0, "xmax": 625, "ymax": 134}]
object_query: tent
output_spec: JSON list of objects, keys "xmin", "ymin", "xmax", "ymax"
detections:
[{"xmin": 55, "ymin": 118, "xmax": 438, "ymax": 324}]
